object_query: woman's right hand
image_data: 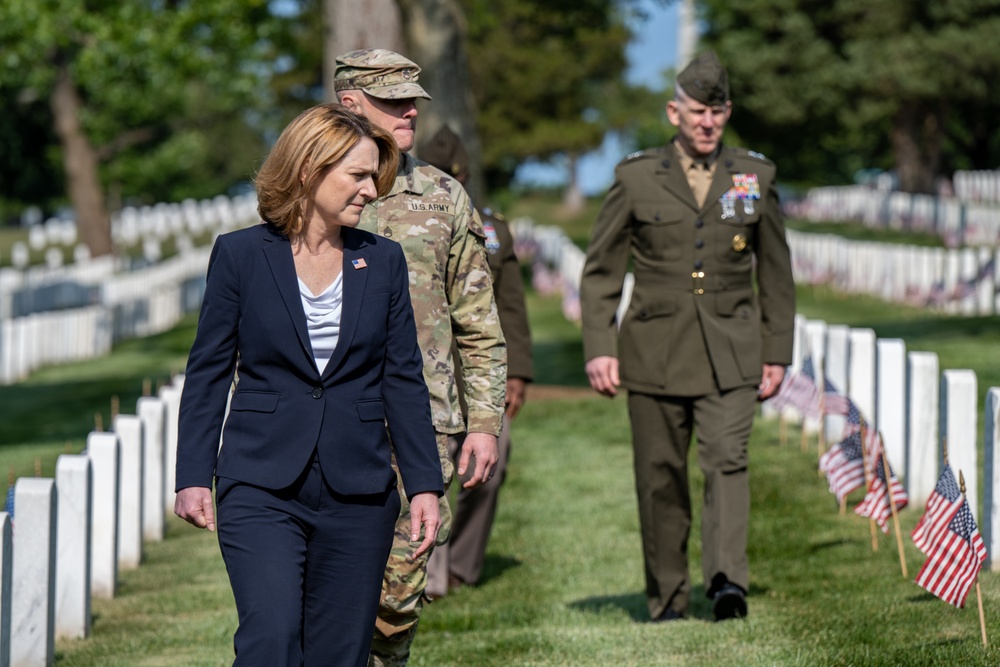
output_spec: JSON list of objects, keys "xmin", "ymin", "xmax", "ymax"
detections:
[{"xmin": 175, "ymin": 486, "xmax": 216, "ymax": 531}]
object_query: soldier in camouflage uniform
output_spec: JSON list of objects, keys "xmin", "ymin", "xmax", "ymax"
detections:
[{"xmin": 335, "ymin": 49, "xmax": 507, "ymax": 667}]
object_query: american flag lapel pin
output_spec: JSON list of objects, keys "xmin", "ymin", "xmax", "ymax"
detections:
[{"xmin": 352, "ymin": 258, "xmax": 367, "ymax": 270}]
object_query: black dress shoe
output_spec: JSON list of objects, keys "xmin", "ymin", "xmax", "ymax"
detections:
[
  {"xmin": 712, "ymin": 584, "xmax": 747, "ymax": 621},
  {"xmin": 652, "ymin": 608, "xmax": 684, "ymax": 623}
]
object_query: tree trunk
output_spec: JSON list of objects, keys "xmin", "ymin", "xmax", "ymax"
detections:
[
  {"xmin": 322, "ymin": 0, "xmax": 404, "ymax": 102},
  {"xmin": 51, "ymin": 64, "xmax": 113, "ymax": 257},
  {"xmin": 562, "ymin": 153, "xmax": 585, "ymax": 214},
  {"xmin": 398, "ymin": 0, "xmax": 485, "ymax": 205},
  {"xmin": 890, "ymin": 102, "xmax": 941, "ymax": 195}
]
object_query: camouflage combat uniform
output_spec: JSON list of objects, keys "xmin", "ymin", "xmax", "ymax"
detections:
[{"xmin": 359, "ymin": 152, "xmax": 507, "ymax": 666}]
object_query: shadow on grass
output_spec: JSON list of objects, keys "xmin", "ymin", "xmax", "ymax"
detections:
[
  {"xmin": 570, "ymin": 581, "xmax": 771, "ymax": 623},
  {"xmin": 478, "ymin": 554, "xmax": 523, "ymax": 586},
  {"xmin": 808, "ymin": 538, "xmax": 856, "ymax": 553},
  {"xmin": 568, "ymin": 591, "xmax": 648, "ymax": 622}
]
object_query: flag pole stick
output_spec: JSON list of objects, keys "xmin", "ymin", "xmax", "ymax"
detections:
[
  {"xmin": 779, "ymin": 411, "xmax": 787, "ymax": 446},
  {"xmin": 977, "ymin": 579, "xmax": 988, "ymax": 647},
  {"xmin": 817, "ymin": 394, "xmax": 826, "ymax": 476},
  {"xmin": 861, "ymin": 423, "xmax": 878, "ymax": 551},
  {"xmin": 800, "ymin": 416, "xmax": 809, "ymax": 453},
  {"xmin": 957, "ymin": 471, "xmax": 987, "ymax": 647},
  {"xmin": 839, "ymin": 496, "xmax": 846, "ymax": 517},
  {"xmin": 882, "ymin": 440, "xmax": 907, "ymax": 577}
]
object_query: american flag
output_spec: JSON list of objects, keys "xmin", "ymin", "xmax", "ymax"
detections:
[
  {"xmin": 819, "ymin": 428, "xmax": 867, "ymax": 503},
  {"xmin": 912, "ymin": 464, "xmax": 961, "ymax": 556},
  {"xmin": 854, "ymin": 436, "xmax": 909, "ymax": 534},
  {"xmin": 768, "ymin": 356, "xmax": 820, "ymax": 418},
  {"xmin": 839, "ymin": 400, "xmax": 864, "ymax": 439},
  {"xmin": 914, "ymin": 493, "xmax": 987, "ymax": 608},
  {"xmin": 822, "ymin": 377, "xmax": 851, "ymax": 417}
]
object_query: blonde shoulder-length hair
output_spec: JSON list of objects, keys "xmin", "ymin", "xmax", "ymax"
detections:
[{"xmin": 254, "ymin": 103, "xmax": 400, "ymax": 236}]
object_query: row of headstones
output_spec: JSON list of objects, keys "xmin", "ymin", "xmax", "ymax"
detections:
[
  {"xmin": 797, "ymin": 185, "xmax": 1000, "ymax": 248},
  {"xmin": 954, "ymin": 170, "xmax": 1000, "ymax": 205},
  {"xmin": 8, "ymin": 194, "xmax": 257, "ymax": 272},
  {"xmin": 776, "ymin": 315, "xmax": 1000, "ymax": 571},
  {"xmin": 788, "ymin": 229, "xmax": 999, "ymax": 314},
  {"xmin": 0, "ymin": 248, "xmax": 211, "ymax": 385},
  {"xmin": 511, "ymin": 217, "xmax": 995, "ymax": 318},
  {"xmin": 0, "ymin": 307, "xmax": 112, "ymax": 384},
  {"xmin": 0, "ymin": 376, "xmax": 185, "ymax": 667}
]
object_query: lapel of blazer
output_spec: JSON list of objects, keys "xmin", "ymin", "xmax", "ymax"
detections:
[
  {"xmin": 702, "ymin": 147, "xmax": 738, "ymax": 216},
  {"xmin": 656, "ymin": 143, "xmax": 699, "ymax": 213},
  {"xmin": 260, "ymin": 224, "xmax": 315, "ymax": 369},
  {"xmin": 322, "ymin": 227, "xmax": 371, "ymax": 380}
]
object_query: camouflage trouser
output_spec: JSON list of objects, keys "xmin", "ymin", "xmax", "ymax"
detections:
[{"xmin": 370, "ymin": 432, "xmax": 457, "ymax": 667}]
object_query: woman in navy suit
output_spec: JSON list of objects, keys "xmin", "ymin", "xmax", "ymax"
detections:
[{"xmin": 174, "ymin": 104, "xmax": 443, "ymax": 667}]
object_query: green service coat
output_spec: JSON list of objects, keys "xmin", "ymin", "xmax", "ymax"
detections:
[{"xmin": 580, "ymin": 142, "xmax": 795, "ymax": 397}]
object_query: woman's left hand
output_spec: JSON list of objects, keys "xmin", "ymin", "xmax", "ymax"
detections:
[{"xmin": 408, "ymin": 491, "xmax": 440, "ymax": 560}]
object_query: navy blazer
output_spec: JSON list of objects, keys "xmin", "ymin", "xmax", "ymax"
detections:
[{"xmin": 176, "ymin": 222, "xmax": 442, "ymax": 499}]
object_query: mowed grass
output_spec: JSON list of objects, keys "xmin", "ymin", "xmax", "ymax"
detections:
[{"xmin": 4, "ymin": 264, "xmax": 1000, "ymax": 664}]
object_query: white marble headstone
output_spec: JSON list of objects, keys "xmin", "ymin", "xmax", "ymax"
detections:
[
  {"xmin": 906, "ymin": 352, "xmax": 940, "ymax": 508},
  {"xmin": 876, "ymin": 339, "xmax": 907, "ymax": 484},
  {"xmin": 113, "ymin": 415, "xmax": 144, "ymax": 570},
  {"xmin": 941, "ymin": 369, "xmax": 979, "ymax": 517},
  {"xmin": 55, "ymin": 455, "xmax": 92, "ymax": 640},
  {"xmin": 158, "ymin": 384, "xmax": 183, "ymax": 514},
  {"xmin": 984, "ymin": 388, "xmax": 1000, "ymax": 571},
  {"xmin": 0, "ymin": 512, "xmax": 11, "ymax": 667},
  {"xmin": 803, "ymin": 320, "xmax": 828, "ymax": 434},
  {"xmin": 848, "ymin": 329, "xmax": 877, "ymax": 425},
  {"xmin": 10, "ymin": 478, "xmax": 57, "ymax": 667},
  {"xmin": 87, "ymin": 432, "xmax": 120, "ymax": 599},
  {"xmin": 137, "ymin": 397, "xmax": 166, "ymax": 542},
  {"xmin": 824, "ymin": 325, "xmax": 851, "ymax": 443}
]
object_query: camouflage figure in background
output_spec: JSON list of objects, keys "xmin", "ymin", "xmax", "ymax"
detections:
[
  {"xmin": 421, "ymin": 124, "xmax": 534, "ymax": 599},
  {"xmin": 335, "ymin": 49, "xmax": 507, "ymax": 667}
]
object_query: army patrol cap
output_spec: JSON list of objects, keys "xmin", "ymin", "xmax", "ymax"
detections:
[
  {"xmin": 334, "ymin": 48, "xmax": 432, "ymax": 100},
  {"xmin": 421, "ymin": 125, "xmax": 468, "ymax": 182},
  {"xmin": 676, "ymin": 50, "xmax": 729, "ymax": 106}
]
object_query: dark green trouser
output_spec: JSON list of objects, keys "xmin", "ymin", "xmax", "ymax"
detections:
[{"xmin": 627, "ymin": 385, "xmax": 757, "ymax": 619}]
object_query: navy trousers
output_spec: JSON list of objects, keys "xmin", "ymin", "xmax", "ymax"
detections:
[{"xmin": 216, "ymin": 457, "xmax": 400, "ymax": 666}]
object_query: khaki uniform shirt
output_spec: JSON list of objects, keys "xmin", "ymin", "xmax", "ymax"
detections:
[
  {"xmin": 580, "ymin": 142, "xmax": 795, "ymax": 397},
  {"xmin": 359, "ymin": 153, "xmax": 506, "ymax": 435},
  {"xmin": 675, "ymin": 143, "xmax": 719, "ymax": 208}
]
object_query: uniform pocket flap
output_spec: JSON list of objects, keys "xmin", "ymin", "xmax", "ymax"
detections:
[
  {"xmin": 634, "ymin": 202, "xmax": 683, "ymax": 225},
  {"xmin": 356, "ymin": 399, "xmax": 386, "ymax": 422},
  {"xmin": 230, "ymin": 391, "xmax": 279, "ymax": 413},
  {"xmin": 716, "ymin": 290, "xmax": 755, "ymax": 318},
  {"xmin": 635, "ymin": 295, "xmax": 677, "ymax": 320}
]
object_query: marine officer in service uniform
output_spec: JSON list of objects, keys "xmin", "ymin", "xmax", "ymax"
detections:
[{"xmin": 579, "ymin": 50, "xmax": 795, "ymax": 623}]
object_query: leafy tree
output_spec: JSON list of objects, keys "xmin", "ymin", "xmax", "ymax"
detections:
[
  {"xmin": 698, "ymin": 0, "xmax": 1000, "ymax": 193},
  {"xmin": 458, "ymin": 0, "xmax": 635, "ymax": 194},
  {"xmin": 0, "ymin": 1, "xmax": 281, "ymax": 254}
]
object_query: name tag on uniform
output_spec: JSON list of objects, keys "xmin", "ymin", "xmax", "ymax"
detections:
[{"xmin": 407, "ymin": 202, "xmax": 451, "ymax": 213}]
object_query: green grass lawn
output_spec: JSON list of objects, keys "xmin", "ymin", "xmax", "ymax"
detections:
[{"xmin": 5, "ymin": 262, "xmax": 1000, "ymax": 664}]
